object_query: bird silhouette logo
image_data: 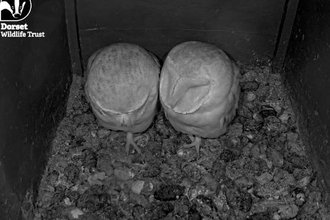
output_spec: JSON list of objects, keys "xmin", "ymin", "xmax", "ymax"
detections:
[{"xmin": 0, "ymin": 0, "xmax": 32, "ymax": 22}]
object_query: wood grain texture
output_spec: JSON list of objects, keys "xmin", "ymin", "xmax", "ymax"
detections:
[
  {"xmin": 284, "ymin": 0, "xmax": 330, "ymax": 194},
  {"xmin": 65, "ymin": 0, "xmax": 83, "ymax": 75},
  {"xmin": 77, "ymin": 0, "xmax": 286, "ymax": 67},
  {"xmin": 273, "ymin": 0, "xmax": 300, "ymax": 71},
  {"xmin": 79, "ymin": 29, "xmax": 275, "ymax": 68}
]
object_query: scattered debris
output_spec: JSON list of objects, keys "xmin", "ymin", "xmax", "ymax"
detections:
[{"xmin": 33, "ymin": 66, "xmax": 330, "ymax": 219}]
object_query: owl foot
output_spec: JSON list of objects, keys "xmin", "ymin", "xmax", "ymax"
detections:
[
  {"xmin": 125, "ymin": 132, "xmax": 142, "ymax": 155},
  {"xmin": 182, "ymin": 135, "xmax": 202, "ymax": 157}
]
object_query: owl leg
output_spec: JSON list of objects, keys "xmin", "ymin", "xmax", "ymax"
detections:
[
  {"xmin": 182, "ymin": 135, "xmax": 202, "ymax": 156},
  {"xmin": 125, "ymin": 132, "xmax": 142, "ymax": 154}
]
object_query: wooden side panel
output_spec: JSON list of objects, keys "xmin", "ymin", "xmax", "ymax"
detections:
[
  {"xmin": 76, "ymin": 0, "xmax": 286, "ymax": 68},
  {"xmin": 0, "ymin": 0, "xmax": 72, "ymax": 218},
  {"xmin": 284, "ymin": 0, "xmax": 330, "ymax": 194},
  {"xmin": 65, "ymin": 0, "xmax": 83, "ymax": 75},
  {"xmin": 273, "ymin": 0, "xmax": 300, "ymax": 70}
]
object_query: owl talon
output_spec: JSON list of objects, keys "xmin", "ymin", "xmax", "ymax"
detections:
[
  {"xmin": 133, "ymin": 135, "xmax": 144, "ymax": 142},
  {"xmin": 126, "ymin": 132, "xmax": 141, "ymax": 155},
  {"xmin": 182, "ymin": 136, "xmax": 202, "ymax": 157}
]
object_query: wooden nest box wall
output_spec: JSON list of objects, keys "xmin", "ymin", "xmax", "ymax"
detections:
[{"xmin": 0, "ymin": 0, "xmax": 329, "ymax": 219}]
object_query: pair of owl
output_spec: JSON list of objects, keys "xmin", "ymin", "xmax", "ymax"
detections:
[{"xmin": 84, "ymin": 41, "xmax": 241, "ymax": 156}]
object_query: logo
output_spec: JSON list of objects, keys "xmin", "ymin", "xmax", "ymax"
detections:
[
  {"xmin": 0, "ymin": 0, "xmax": 45, "ymax": 38},
  {"xmin": 0, "ymin": 0, "xmax": 32, "ymax": 22}
]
